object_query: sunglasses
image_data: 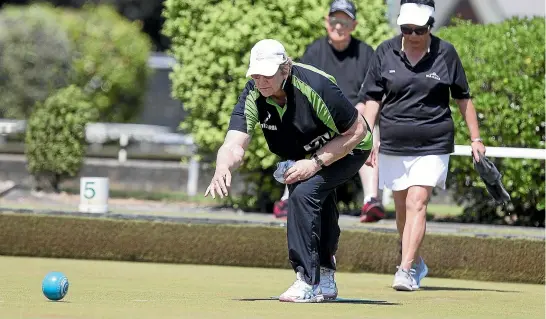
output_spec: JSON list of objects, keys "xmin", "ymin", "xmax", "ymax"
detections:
[
  {"xmin": 329, "ymin": 17, "xmax": 353, "ymax": 28},
  {"xmin": 400, "ymin": 25, "xmax": 429, "ymax": 35}
]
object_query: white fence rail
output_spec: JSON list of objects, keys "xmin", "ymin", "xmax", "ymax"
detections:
[
  {"xmin": 381, "ymin": 145, "xmax": 546, "ymax": 206},
  {"xmin": 452, "ymin": 145, "xmax": 545, "ymax": 160},
  {"xmin": 0, "ymin": 119, "xmax": 200, "ymax": 196},
  {"xmin": 0, "ymin": 119, "xmax": 195, "ymax": 147}
]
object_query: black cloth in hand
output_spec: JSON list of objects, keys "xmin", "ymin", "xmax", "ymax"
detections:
[{"xmin": 473, "ymin": 152, "xmax": 511, "ymax": 205}]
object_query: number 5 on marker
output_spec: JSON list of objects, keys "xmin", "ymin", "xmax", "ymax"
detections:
[{"xmin": 84, "ymin": 182, "xmax": 96, "ymax": 199}]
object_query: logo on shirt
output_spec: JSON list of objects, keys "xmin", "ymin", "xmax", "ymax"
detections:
[
  {"xmin": 303, "ymin": 131, "xmax": 335, "ymax": 152},
  {"xmin": 261, "ymin": 111, "xmax": 278, "ymax": 131},
  {"xmin": 426, "ymin": 72, "xmax": 441, "ymax": 81}
]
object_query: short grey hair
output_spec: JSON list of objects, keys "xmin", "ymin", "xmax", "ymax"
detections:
[{"xmin": 280, "ymin": 57, "xmax": 293, "ymax": 76}]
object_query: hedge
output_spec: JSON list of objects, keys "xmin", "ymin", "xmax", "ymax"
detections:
[
  {"xmin": 0, "ymin": 3, "xmax": 152, "ymax": 123},
  {"xmin": 437, "ymin": 17, "xmax": 545, "ymax": 226},
  {"xmin": 58, "ymin": 4, "xmax": 153, "ymax": 122},
  {"xmin": 0, "ymin": 4, "xmax": 73, "ymax": 119},
  {"xmin": 25, "ymin": 85, "xmax": 99, "ymax": 191}
]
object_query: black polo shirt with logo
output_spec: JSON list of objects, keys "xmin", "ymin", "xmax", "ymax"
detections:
[
  {"xmin": 228, "ymin": 63, "xmax": 372, "ymax": 161},
  {"xmin": 358, "ymin": 34, "xmax": 471, "ymax": 156},
  {"xmin": 299, "ymin": 36, "xmax": 375, "ymax": 106}
]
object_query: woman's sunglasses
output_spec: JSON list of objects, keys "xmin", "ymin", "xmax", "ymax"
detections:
[{"xmin": 400, "ymin": 25, "xmax": 429, "ymax": 35}]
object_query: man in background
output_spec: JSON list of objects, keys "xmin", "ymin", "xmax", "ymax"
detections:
[{"xmin": 273, "ymin": 0, "xmax": 385, "ymax": 223}]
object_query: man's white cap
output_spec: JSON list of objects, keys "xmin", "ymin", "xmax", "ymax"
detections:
[
  {"xmin": 246, "ymin": 39, "xmax": 287, "ymax": 77},
  {"xmin": 397, "ymin": 3, "xmax": 435, "ymax": 26}
]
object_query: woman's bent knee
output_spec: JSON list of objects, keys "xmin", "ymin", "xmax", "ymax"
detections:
[{"xmin": 406, "ymin": 187, "xmax": 431, "ymax": 214}]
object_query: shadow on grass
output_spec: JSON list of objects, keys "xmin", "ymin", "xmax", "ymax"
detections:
[
  {"xmin": 234, "ymin": 297, "xmax": 400, "ymax": 305},
  {"xmin": 421, "ymin": 286, "xmax": 520, "ymax": 293}
]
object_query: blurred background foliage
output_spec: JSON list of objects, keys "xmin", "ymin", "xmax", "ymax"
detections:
[{"xmin": 438, "ymin": 17, "xmax": 545, "ymax": 226}]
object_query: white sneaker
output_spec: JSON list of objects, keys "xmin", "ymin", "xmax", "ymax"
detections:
[
  {"xmin": 411, "ymin": 257, "xmax": 428, "ymax": 289},
  {"xmin": 392, "ymin": 267, "xmax": 415, "ymax": 291},
  {"xmin": 279, "ymin": 272, "xmax": 324, "ymax": 303},
  {"xmin": 319, "ymin": 267, "xmax": 338, "ymax": 300}
]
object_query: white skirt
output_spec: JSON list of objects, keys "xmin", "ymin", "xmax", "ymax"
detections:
[{"xmin": 378, "ymin": 154, "xmax": 450, "ymax": 191}]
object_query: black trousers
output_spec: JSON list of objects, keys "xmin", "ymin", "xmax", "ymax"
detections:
[{"xmin": 286, "ymin": 150, "xmax": 369, "ymax": 285}]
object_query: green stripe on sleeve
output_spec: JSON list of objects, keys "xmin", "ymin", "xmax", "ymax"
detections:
[
  {"xmin": 294, "ymin": 62, "xmax": 337, "ymax": 84},
  {"xmin": 244, "ymin": 89, "xmax": 260, "ymax": 135},
  {"xmin": 355, "ymin": 128, "xmax": 373, "ymax": 151},
  {"xmin": 292, "ymin": 75, "xmax": 339, "ymax": 134}
]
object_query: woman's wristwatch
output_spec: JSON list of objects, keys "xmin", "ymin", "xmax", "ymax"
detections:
[
  {"xmin": 471, "ymin": 138, "xmax": 483, "ymax": 143},
  {"xmin": 312, "ymin": 153, "xmax": 325, "ymax": 169}
]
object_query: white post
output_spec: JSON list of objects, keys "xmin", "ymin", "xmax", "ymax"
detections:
[
  {"xmin": 382, "ymin": 187, "xmax": 393, "ymax": 207},
  {"xmin": 187, "ymin": 157, "xmax": 199, "ymax": 197},
  {"xmin": 118, "ymin": 149, "xmax": 127, "ymax": 163},
  {"xmin": 79, "ymin": 177, "xmax": 109, "ymax": 213},
  {"xmin": 118, "ymin": 134, "xmax": 129, "ymax": 163}
]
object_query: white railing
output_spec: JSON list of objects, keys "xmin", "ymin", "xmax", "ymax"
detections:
[
  {"xmin": 381, "ymin": 145, "xmax": 546, "ymax": 206},
  {"xmin": 452, "ymin": 145, "xmax": 545, "ymax": 160},
  {"xmin": 0, "ymin": 119, "xmax": 200, "ymax": 196},
  {"xmin": 0, "ymin": 119, "xmax": 194, "ymax": 147},
  {"xmin": 148, "ymin": 52, "xmax": 176, "ymax": 70}
]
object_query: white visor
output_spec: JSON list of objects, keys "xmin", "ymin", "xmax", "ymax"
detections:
[
  {"xmin": 246, "ymin": 39, "xmax": 287, "ymax": 77},
  {"xmin": 397, "ymin": 3, "xmax": 434, "ymax": 26}
]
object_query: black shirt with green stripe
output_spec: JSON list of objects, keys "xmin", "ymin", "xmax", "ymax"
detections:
[{"xmin": 228, "ymin": 63, "xmax": 372, "ymax": 161}]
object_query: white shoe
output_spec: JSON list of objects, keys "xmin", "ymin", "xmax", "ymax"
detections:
[
  {"xmin": 319, "ymin": 267, "xmax": 338, "ymax": 300},
  {"xmin": 279, "ymin": 272, "xmax": 324, "ymax": 303},
  {"xmin": 392, "ymin": 267, "xmax": 415, "ymax": 291},
  {"xmin": 411, "ymin": 257, "xmax": 428, "ymax": 289}
]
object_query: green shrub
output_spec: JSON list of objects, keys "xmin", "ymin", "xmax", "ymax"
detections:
[
  {"xmin": 58, "ymin": 4, "xmax": 153, "ymax": 122},
  {"xmin": 25, "ymin": 85, "xmax": 99, "ymax": 192},
  {"xmin": 0, "ymin": 4, "xmax": 73, "ymax": 119},
  {"xmin": 437, "ymin": 17, "xmax": 545, "ymax": 226},
  {"xmin": 162, "ymin": 0, "xmax": 394, "ymax": 210},
  {"xmin": 0, "ymin": 3, "xmax": 152, "ymax": 123}
]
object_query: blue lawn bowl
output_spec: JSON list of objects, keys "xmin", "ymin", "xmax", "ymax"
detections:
[{"xmin": 42, "ymin": 271, "xmax": 69, "ymax": 301}]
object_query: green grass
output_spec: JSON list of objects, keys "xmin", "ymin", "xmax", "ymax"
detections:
[{"xmin": 0, "ymin": 256, "xmax": 543, "ymax": 319}]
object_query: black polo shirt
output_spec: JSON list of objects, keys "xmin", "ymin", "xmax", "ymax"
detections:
[
  {"xmin": 228, "ymin": 63, "xmax": 372, "ymax": 160},
  {"xmin": 358, "ymin": 34, "xmax": 471, "ymax": 156},
  {"xmin": 300, "ymin": 36, "xmax": 375, "ymax": 106}
]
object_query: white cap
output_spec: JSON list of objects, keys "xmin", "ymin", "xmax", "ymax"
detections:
[
  {"xmin": 397, "ymin": 3, "xmax": 434, "ymax": 26},
  {"xmin": 246, "ymin": 39, "xmax": 287, "ymax": 77}
]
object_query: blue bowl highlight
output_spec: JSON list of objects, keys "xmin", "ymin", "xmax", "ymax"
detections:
[{"xmin": 42, "ymin": 271, "xmax": 69, "ymax": 301}]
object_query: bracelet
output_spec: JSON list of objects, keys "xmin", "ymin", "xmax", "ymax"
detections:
[{"xmin": 471, "ymin": 138, "xmax": 483, "ymax": 143}]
